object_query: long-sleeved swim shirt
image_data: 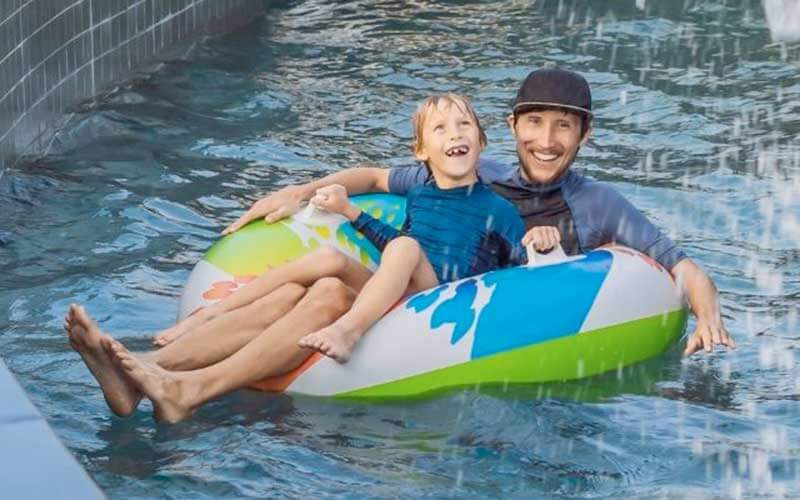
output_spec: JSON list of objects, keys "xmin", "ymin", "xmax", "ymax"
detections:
[
  {"xmin": 352, "ymin": 181, "xmax": 526, "ymax": 283},
  {"xmin": 388, "ymin": 159, "xmax": 687, "ymax": 271}
]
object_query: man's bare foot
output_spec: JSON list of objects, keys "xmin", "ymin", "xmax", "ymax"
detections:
[
  {"xmin": 107, "ymin": 339, "xmax": 197, "ymax": 424},
  {"xmin": 64, "ymin": 304, "xmax": 142, "ymax": 417},
  {"xmin": 152, "ymin": 311, "xmax": 205, "ymax": 347},
  {"xmin": 297, "ymin": 322, "xmax": 364, "ymax": 363}
]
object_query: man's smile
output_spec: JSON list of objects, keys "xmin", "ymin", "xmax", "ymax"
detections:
[{"xmin": 531, "ymin": 151, "xmax": 559, "ymax": 162}]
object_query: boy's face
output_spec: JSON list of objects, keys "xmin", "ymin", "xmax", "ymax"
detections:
[
  {"xmin": 507, "ymin": 109, "xmax": 591, "ymax": 184},
  {"xmin": 415, "ymin": 100, "xmax": 483, "ymax": 185}
]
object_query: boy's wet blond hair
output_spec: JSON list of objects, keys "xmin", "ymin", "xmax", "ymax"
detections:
[{"xmin": 411, "ymin": 94, "xmax": 488, "ymax": 159}]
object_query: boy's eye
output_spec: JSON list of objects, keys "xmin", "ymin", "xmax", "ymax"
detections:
[
  {"xmin": 559, "ymin": 121, "xmax": 572, "ymax": 129},
  {"xmin": 433, "ymin": 124, "xmax": 444, "ymax": 131}
]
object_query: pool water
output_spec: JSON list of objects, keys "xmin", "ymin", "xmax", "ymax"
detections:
[{"xmin": 1, "ymin": 0, "xmax": 798, "ymax": 497}]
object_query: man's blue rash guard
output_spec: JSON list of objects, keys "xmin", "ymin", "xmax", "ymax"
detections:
[
  {"xmin": 351, "ymin": 181, "xmax": 526, "ymax": 282},
  {"xmin": 388, "ymin": 159, "xmax": 688, "ymax": 271}
]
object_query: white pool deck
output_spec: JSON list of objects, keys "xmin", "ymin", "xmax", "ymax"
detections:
[{"xmin": 0, "ymin": 359, "xmax": 104, "ymax": 499}]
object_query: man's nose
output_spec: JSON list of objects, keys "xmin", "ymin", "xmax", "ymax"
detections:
[{"xmin": 538, "ymin": 125, "xmax": 556, "ymax": 149}]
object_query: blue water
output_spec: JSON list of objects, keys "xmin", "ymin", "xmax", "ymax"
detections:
[{"xmin": 1, "ymin": 0, "xmax": 799, "ymax": 497}]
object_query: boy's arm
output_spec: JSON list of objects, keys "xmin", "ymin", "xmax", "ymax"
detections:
[
  {"xmin": 351, "ymin": 211, "xmax": 404, "ymax": 252},
  {"xmin": 671, "ymin": 258, "xmax": 736, "ymax": 355},
  {"xmin": 222, "ymin": 165, "xmax": 391, "ymax": 235}
]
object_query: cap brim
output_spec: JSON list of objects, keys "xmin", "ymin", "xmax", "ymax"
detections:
[{"xmin": 513, "ymin": 101, "xmax": 593, "ymax": 117}]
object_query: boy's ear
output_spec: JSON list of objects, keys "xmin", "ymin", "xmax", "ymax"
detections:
[
  {"xmin": 414, "ymin": 147, "xmax": 429, "ymax": 163},
  {"xmin": 506, "ymin": 114, "xmax": 517, "ymax": 137}
]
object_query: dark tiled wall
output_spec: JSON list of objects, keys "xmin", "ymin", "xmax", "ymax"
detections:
[{"xmin": 0, "ymin": 0, "xmax": 263, "ymax": 169}]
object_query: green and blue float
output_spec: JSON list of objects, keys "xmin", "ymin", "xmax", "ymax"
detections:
[{"xmin": 178, "ymin": 194, "xmax": 688, "ymax": 398}]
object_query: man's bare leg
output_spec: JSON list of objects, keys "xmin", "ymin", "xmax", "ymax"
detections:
[
  {"xmin": 154, "ymin": 246, "xmax": 371, "ymax": 346},
  {"xmin": 65, "ymin": 304, "xmax": 142, "ymax": 416},
  {"xmin": 108, "ymin": 277, "xmax": 355, "ymax": 423},
  {"xmin": 299, "ymin": 237, "xmax": 438, "ymax": 363},
  {"xmin": 144, "ymin": 283, "xmax": 308, "ymax": 371},
  {"xmin": 70, "ymin": 283, "xmax": 307, "ymax": 416}
]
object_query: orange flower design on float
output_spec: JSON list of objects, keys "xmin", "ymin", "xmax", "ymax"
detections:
[{"xmin": 202, "ymin": 275, "xmax": 258, "ymax": 300}]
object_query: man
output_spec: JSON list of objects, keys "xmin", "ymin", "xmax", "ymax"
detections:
[{"xmin": 224, "ymin": 68, "xmax": 734, "ymax": 356}]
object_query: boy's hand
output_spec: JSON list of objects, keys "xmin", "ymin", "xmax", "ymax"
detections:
[
  {"xmin": 222, "ymin": 185, "xmax": 308, "ymax": 235},
  {"xmin": 522, "ymin": 226, "xmax": 561, "ymax": 252},
  {"xmin": 311, "ymin": 185, "xmax": 361, "ymax": 221}
]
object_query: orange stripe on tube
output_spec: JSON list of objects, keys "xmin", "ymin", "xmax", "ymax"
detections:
[{"xmin": 248, "ymin": 352, "xmax": 323, "ymax": 392}]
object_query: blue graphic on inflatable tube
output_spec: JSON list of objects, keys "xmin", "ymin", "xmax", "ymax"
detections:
[
  {"xmin": 405, "ymin": 250, "xmax": 613, "ymax": 359},
  {"xmin": 430, "ymin": 279, "xmax": 478, "ymax": 345},
  {"xmin": 407, "ymin": 284, "xmax": 447, "ymax": 313},
  {"xmin": 471, "ymin": 251, "xmax": 611, "ymax": 358}
]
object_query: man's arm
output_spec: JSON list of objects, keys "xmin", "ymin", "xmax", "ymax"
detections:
[
  {"xmin": 222, "ymin": 165, "xmax": 390, "ymax": 235},
  {"xmin": 670, "ymin": 258, "xmax": 736, "ymax": 355},
  {"xmin": 590, "ymin": 184, "xmax": 734, "ymax": 355}
]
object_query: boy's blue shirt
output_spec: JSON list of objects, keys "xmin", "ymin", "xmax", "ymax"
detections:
[
  {"xmin": 352, "ymin": 181, "xmax": 526, "ymax": 282},
  {"xmin": 387, "ymin": 158, "xmax": 687, "ymax": 271}
]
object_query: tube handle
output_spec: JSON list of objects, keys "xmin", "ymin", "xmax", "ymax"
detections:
[{"xmin": 526, "ymin": 243, "xmax": 568, "ymax": 267}]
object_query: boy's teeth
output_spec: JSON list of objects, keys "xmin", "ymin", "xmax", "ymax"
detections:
[{"xmin": 446, "ymin": 146, "xmax": 469, "ymax": 156}]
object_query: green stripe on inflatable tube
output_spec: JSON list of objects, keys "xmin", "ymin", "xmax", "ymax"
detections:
[{"xmin": 337, "ymin": 308, "xmax": 688, "ymax": 399}]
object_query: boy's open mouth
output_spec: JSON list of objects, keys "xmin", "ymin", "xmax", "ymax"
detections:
[{"xmin": 445, "ymin": 145, "xmax": 470, "ymax": 157}]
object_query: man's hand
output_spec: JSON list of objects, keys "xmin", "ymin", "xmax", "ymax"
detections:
[
  {"xmin": 222, "ymin": 185, "xmax": 309, "ymax": 235},
  {"xmin": 671, "ymin": 258, "xmax": 736, "ymax": 356},
  {"xmin": 522, "ymin": 226, "xmax": 561, "ymax": 252},
  {"xmin": 310, "ymin": 185, "xmax": 361, "ymax": 221},
  {"xmin": 683, "ymin": 317, "xmax": 736, "ymax": 356}
]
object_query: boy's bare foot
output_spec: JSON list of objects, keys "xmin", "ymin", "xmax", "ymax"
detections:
[
  {"xmin": 297, "ymin": 322, "xmax": 364, "ymax": 363},
  {"xmin": 107, "ymin": 339, "xmax": 196, "ymax": 424},
  {"xmin": 152, "ymin": 311, "xmax": 204, "ymax": 347},
  {"xmin": 64, "ymin": 304, "xmax": 142, "ymax": 417}
]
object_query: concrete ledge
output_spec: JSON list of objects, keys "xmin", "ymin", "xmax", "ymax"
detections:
[{"xmin": 0, "ymin": 360, "xmax": 104, "ymax": 499}]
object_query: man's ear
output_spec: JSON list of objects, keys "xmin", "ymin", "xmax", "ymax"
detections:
[
  {"xmin": 506, "ymin": 114, "xmax": 517, "ymax": 137},
  {"xmin": 580, "ymin": 126, "xmax": 593, "ymax": 146}
]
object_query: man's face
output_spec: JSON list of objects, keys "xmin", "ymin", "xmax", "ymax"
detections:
[{"xmin": 507, "ymin": 109, "xmax": 591, "ymax": 184}]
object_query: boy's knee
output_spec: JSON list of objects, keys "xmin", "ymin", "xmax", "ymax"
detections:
[{"xmin": 386, "ymin": 236, "xmax": 421, "ymax": 257}]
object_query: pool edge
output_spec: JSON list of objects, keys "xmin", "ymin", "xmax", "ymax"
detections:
[{"xmin": 0, "ymin": 359, "xmax": 105, "ymax": 500}]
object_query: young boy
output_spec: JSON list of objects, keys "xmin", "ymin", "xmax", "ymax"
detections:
[
  {"xmin": 151, "ymin": 94, "xmax": 529, "ymax": 359},
  {"xmin": 297, "ymin": 94, "xmax": 527, "ymax": 361}
]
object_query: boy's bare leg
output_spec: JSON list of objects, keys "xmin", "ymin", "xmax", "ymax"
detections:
[
  {"xmin": 154, "ymin": 246, "xmax": 372, "ymax": 346},
  {"xmin": 299, "ymin": 237, "xmax": 438, "ymax": 363},
  {"xmin": 68, "ymin": 283, "xmax": 306, "ymax": 417},
  {"xmin": 107, "ymin": 278, "xmax": 355, "ymax": 423}
]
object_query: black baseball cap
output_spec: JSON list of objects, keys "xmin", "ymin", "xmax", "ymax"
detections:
[{"xmin": 512, "ymin": 68, "xmax": 592, "ymax": 117}]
